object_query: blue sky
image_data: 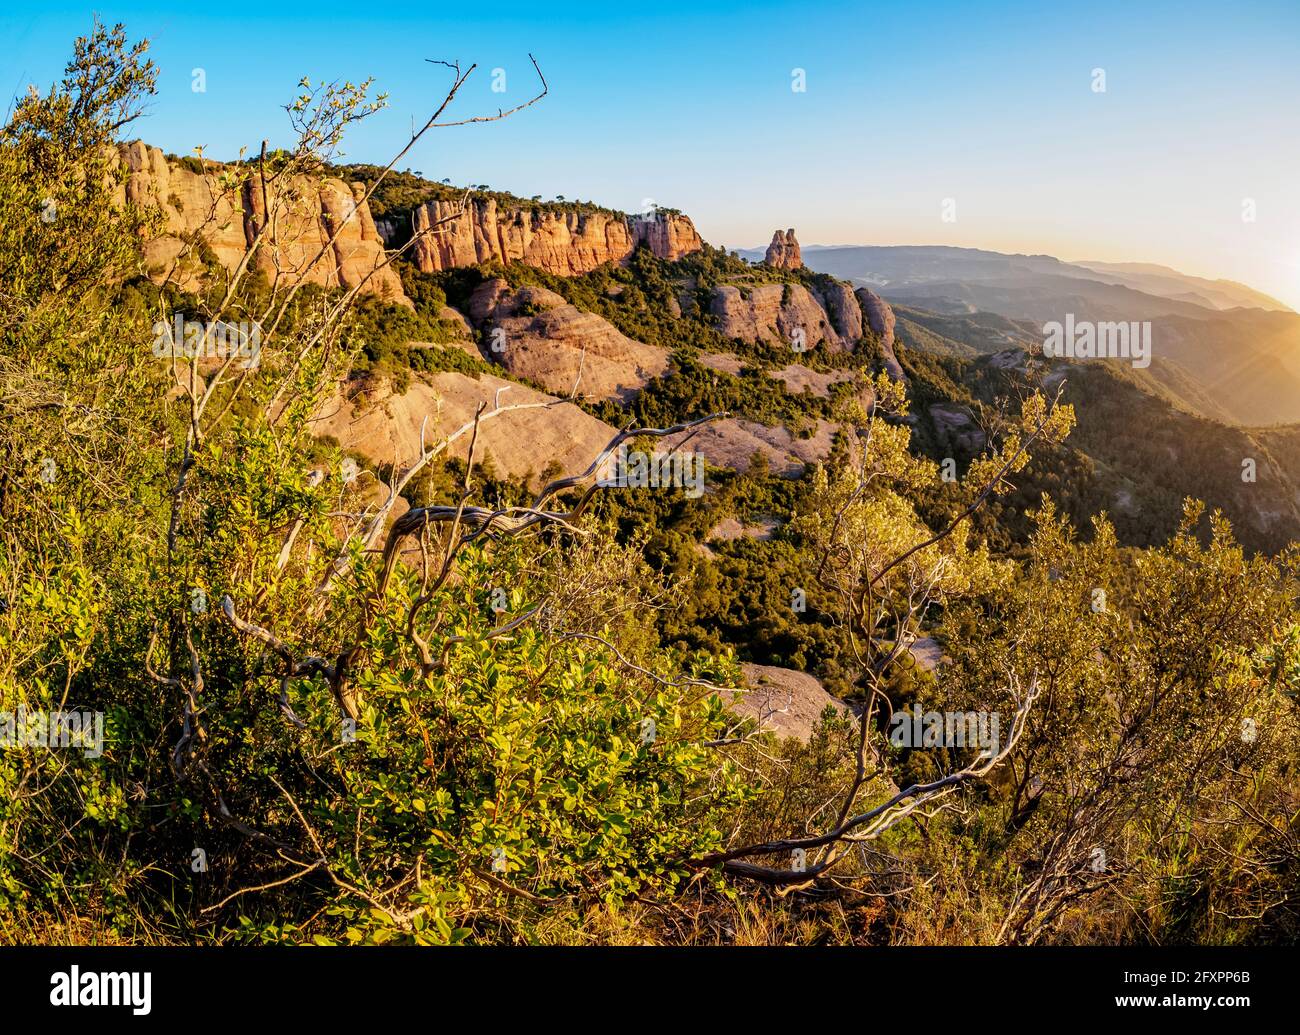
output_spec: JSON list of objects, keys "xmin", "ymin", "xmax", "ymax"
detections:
[{"xmin": 4, "ymin": 0, "xmax": 1299, "ymax": 306}]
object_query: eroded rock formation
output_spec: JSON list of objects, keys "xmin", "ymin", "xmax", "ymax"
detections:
[
  {"xmin": 819, "ymin": 280, "xmax": 862, "ymax": 342},
  {"xmin": 710, "ymin": 282, "xmax": 861, "ymax": 353},
  {"xmin": 855, "ymin": 286, "xmax": 896, "ymax": 347},
  {"xmin": 928, "ymin": 404, "xmax": 986, "ymax": 454},
  {"xmin": 314, "ymin": 372, "xmax": 619, "ymax": 489},
  {"xmin": 660, "ymin": 415, "xmax": 837, "ymax": 477},
  {"xmin": 729, "ymin": 663, "xmax": 851, "ymax": 742},
  {"xmin": 467, "ymin": 278, "xmax": 670, "ymax": 403},
  {"xmin": 115, "ymin": 141, "xmax": 408, "ymax": 304},
  {"xmin": 399, "ymin": 198, "xmax": 703, "ymax": 276},
  {"xmin": 764, "ymin": 228, "xmax": 802, "ymax": 269},
  {"xmin": 855, "ymin": 286, "xmax": 905, "ymax": 380}
]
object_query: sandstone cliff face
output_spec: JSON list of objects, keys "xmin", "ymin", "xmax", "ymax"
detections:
[
  {"xmin": 711, "ymin": 284, "xmax": 832, "ymax": 350},
  {"xmin": 119, "ymin": 142, "xmax": 703, "ymax": 297},
  {"xmin": 818, "ymin": 280, "xmax": 863, "ymax": 344},
  {"xmin": 315, "ymin": 372, "xmax": 618, "ymax": 489},
  {"xmin": 764, "ymin": 228, "xmax": 803, "ymax": 270},
  {"xmin": 711, "ymin": 282, "xmax": 865, "ymax": 353},
  {"xmin": 115, "ymin": 141, "xmax": 408, "ymax": 304},
  {"xmin": 467, "ymin": 279, "xmax": 670, "ymax": 403},
  {"xmin": 854, "ymin": 286, "xmax": 895, "ymax": 346},
  {"xmin": 661, "ymin": 416, "xmax": 837, "ymax": 477},
  {"xmin": 854, "ymin": 287, "xmax": 905, "ymax": 380},
  {"xmin": 400, "ymin": 198, "xmax": 703, "ymax": 276},
  {"xmin": 635, "ymin": 211, "xmax": 705, "ymax": 266},
  {"xmin": 770, "ymin": 364, "xmax": 857, "ymax": 399}
]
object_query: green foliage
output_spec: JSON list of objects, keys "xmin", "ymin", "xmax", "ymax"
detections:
[
  {"xmin": 0, "ymin": 24, "xmax": 754, "ymax": 946},
  {"xmin": 4, "ymin": 21, "xmax": 1299, "ymax": 951},
  {"xmin": 343, "ymin": 295, "xmax": 462, "ymax": 378}
]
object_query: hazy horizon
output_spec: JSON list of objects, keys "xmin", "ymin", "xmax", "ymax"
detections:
[{"xmin": 6, "ymin": 0, "xmax": 1299, "ymax": 307}]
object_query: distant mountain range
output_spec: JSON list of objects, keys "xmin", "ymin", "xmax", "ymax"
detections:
[
  {"xmin": 1067, "ymin": 260, "xmax": 1291, "ymax": 313},
  {"xmin": 737, "ymin": 244, "xmax": 1291, "ymax": 313},
  {"xmin": 731, "ymin": 244, "xmax": 1300, "ymax": 427}
]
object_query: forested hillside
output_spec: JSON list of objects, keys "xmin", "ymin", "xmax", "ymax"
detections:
[{"xmin": 2, "ymin": 24, "xmax": 1298, "ymax": 948}]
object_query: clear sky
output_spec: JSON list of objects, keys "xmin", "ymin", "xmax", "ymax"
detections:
[{"xmin": 5, "ymin": 0, "xmax": 1299, "ymax": 307}]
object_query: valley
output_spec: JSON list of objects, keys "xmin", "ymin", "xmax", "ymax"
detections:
[{"xmin": 113, "ymin": 143, "xmax": 1300, "ymax": 698}]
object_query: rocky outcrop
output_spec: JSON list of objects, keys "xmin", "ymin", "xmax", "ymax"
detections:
[
  {"xmin": 314, "ymin": 372, "xmax": 619, "ymax": 488},
  {"xmin": 771, "ymin": 364, "xmax": 862, "ymax": 400},
  {"xmin": 764, "ymin": 229, "xmax": 802, "ymax": 270},
  {"xmin": 711, "ymin": 283, "xmax": 852, "ymax": 353},
  {"xmin": 399, "ymin": 198, "xmax": 703, "ymax": 276},
  {"xmin": 855, "ymin": 286, "xmax": 896, "ymax": 347},
  {"xmin": 929, "ymin": 404, "xmax": 986, "ymax": 454},
  {"xmin": 908, "ymin": 637, "xmax": 945, "ymax": 673},
  {"xmin": 989, "ymin": 348, "xmax": 1030, "ymax": 372},
  {"xmin": 729, "ymin": 664, "xmax": 851, "ymax": 742},
  {"xmin": 467, "ymin": 279, "xmax": 670, "ymax": 403},
  {"xmin": 854, "ymin": 287, "xmax": 905, "ymax": 380},
  {"xmin": 437, "ymin": 305, "xmax": 474, "ymax": 340},
  {"xmin": 818, "ymin": 280, "xmax": 863, "ymax": 343},
  {"xmin": 698, "ymin": 352, "xmax": 747, "ymax": 376},
  {"xmin": 634, "ymin": 211, "xmax": 706, "ymax": 266},
  {"xmin": 661, "ymin": 416, "xmax": 837, "ymax": 477},
  {"xmin": 115, "ymin": 141, "xmax": 408, "ymax": 304}
]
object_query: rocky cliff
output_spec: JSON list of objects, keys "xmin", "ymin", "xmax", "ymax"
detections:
[
  {"xmin": 710, "ymin": 281, "xmax": 863, "ymax": 354},
  {"xmin": 398, "ymin": 198, "xmax": 703, "ymax": 276},
  {"xmin": 115, "ymin": 141, "xmax": 408, "ymax": 304},
  {"xmin": 855, "ymin": 287, "xmax": 905, "ymax": 379},
  {"xmin": 315, "ymin": 372, "xmax": 618, "ymax": 489},
  {"xmin": 764, "ymin": 228, "xmax": 803, "ymax": 269},
  {"xmin": 465, "ymin": 279, "xmax": 671, "ymax": 403}
]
